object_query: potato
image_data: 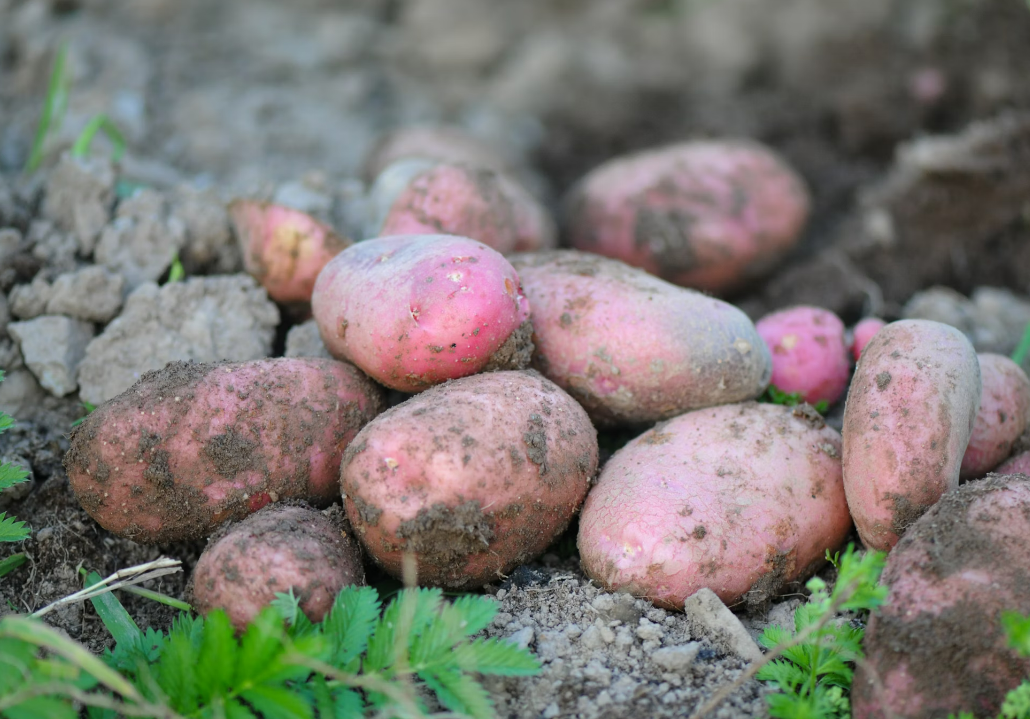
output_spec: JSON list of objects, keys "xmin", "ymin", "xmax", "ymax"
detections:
[
  {"xmin": 365, "ymin": 160, "xmax": 556, "ymax": 254},
  {"xmin": 756, "ymin": 306, "xmax": 851, "ymax": 406},
  {"xmin": 852, "ymin": 475, "xmax": 1030, "ymax": 719},
  {"xmin": 566, "ymin": 140, "xmax": 810, "ymax": 295},
  {"xmin": 509, "ymin": 250, "xmax": 772, "ymax": 427},
  {"xmin": 960, "ymin": 353, "xmax": 1030, "ymax": 480},
  {"xmin": 850, "ymin": 317, "xmax": 886, "ymax": 361},
  {"xmin": 841, "ymin": 320, "xmax": 981, "ymax": 552},
  {"xmin": 998, "ymin": 450, "xmax": 1030, "ymax": 475},
  {"xmin": 312, "ymin": 234, "xmax": 533, "ymax": 392},
  {"xmin": 362, "ymin": 126, "xmax": 510, "ymax": 183},
  {"xmin": 65, "ymin": 358, "xmax": 385, "ymax": 543},
  {"xmin": 229, "ymin": 200, "xmax": 351, "ymax": 304},
  {"xmin": 192, "ymin": 504, "xmax": 365, "ymax": 631},
  {"xmin": 341, "ymin": 370, "xmax": 597, "ymax": 588},
  {"xmin": 577, "ymin": 402, "xmax": 851, "ymax": 610}
]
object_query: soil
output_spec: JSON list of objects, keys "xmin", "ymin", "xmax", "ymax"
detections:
[{"xmin": 3, "ymin": 0, "xmax": 1030, "ymax": 717}]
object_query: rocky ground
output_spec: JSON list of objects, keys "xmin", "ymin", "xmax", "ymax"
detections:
[{"xmin": 2, "ymin": 1, "xmax": 1030, "ymax": 717}]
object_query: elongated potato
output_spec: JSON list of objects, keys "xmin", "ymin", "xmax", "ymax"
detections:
[
  {"xmin": 960, "ymin": 353, "xmax": 1030, "ymax": 480},
  {"xmin": 578, "ymin": 402, "xmax": 851, "ymax": 610},
  {"xmin": 566, "ymin": 140, "xmax": 810, "ymax": 294},
  {"xmin": 852, "ymin": 475, "xmax": 1030, "ymax": 719},
  {"xmin": 341, "ymin": 370, "xmax": 597, "ymax": 588},
  {"xmin": 998, "ymin": 450, "xmax": 1030, "ymax": 475},
  {"xmin": 192, "ymin": 505, "xmax": 365, "ymax": 631},
  {"xmin": 65, "ymin": 358, "xmax": 385, "ymax": 542},
  {"xmin": 509, "ymin": 250, "xmax": 772, "ymax": 427},
  {"xmin": 312, "ymin": 234, "xmax": 533, "ymax": 392},
  {"xmin": 842, "ymin": 320, "xmax": 981, "ymax": 552}
]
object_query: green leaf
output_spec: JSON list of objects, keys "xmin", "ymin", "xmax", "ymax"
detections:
[
  {"xmin": 0, "ymin": 552, "xmax": 27, "ymax": 578},
  {"xmin": 84, "ymin": 571, "xmax": 142, "ymax": 647},
  {"xmin": 0, "ymin": 461, "xmax": 30, "ymax": 490},
  {"xmin": 1012, "ymin": 321, "xmax": 1030, "ymax": 367},
  {"xmin": 4, "ymin": 697, "xmax": 78, "ymax": 719},
  {"xmin": 234, "ymin": 610, "xmax": 288, "ymax": 686},
  {"xmin": 167, "ymin": 254, "xmax": 186, "ymax": 283},
  {"xmin": 420, "ymin": 668, "xmax": 494, "ymax": 719},
  {"xmin": 224, "ymin": 698, "xmax": 259, "ymax": 719},
  {"xmin": 448, "ymin": 595, "xmax": 498, "ymax": 637},
  {"xmin": 24, "ymin": 44, "xmax": 70, "ymax": 174},
  {"xmin": 156, "ymin": 614, "xmax": 203, "ymax": 713},
  {"xmin": 195, "ymin": 609, "xmax": 238, "ymax": 699},
  {"xmin": 330, "ymin": 688, "xmax": 364, "ymax": 719},
  {"xmin": 1003, "ymin": 612, "xmax": 1030, "ymax": 657},
  {"xmin": 451, "ymin": 638, "xmax": 541, "ymax": 676},
  {"xmin": 71, "ymin": 115, "xmax": 126, "ymax": 165},
  {"xmin": 0, "ymin": 513, "xmax": 30, "ymax": 543},
  {"xmin": 1002, "ymin": 680, "xmax": 1030, "ymax": 719},
  {"xmin": 238, "ymin": 685, "xmax": 313, "ymax": 719},
  {"xmin": 323, "ymin": 586, "xmax": 380, "ymax": 667}
]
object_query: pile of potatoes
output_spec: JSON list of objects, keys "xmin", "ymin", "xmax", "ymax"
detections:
[{"xmin": 66, "ymin": 126, "xmax": 1030, "ymax": 710}]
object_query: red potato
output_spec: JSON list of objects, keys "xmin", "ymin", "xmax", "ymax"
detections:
[
  {"xmin": 756, "ymin": 306, "xmax": 851, "ymax": 406},
  {"xmin": 841, "ymin": 320, "xmax": 981, "ymax": 552},
  {"xmin": 850, "ymin": 317, "xmax": 887, "ymax": 361},
  {"xmin": 229, "ymin": 200, "xmax": 351, "ymax": 304},
  {"xmin": 362, "ymin": 126, "xmax": 510, "ymax": 183},
  {"xmin": 65, "ymin": 358, "xmax": 385, "ymax": 543},
  {"xmin": 960, "ymin": 353, "xmax": 1030, "ymax": 480},
  {"xmin": 366, "ymin": 160, "xmax": 556, "ymax": 254},
  {"xmin": 311, "ymin": 234, "xmax": 533, "ymax": 392},
  {"xmin": 998, "ymin": 450, "xmax": 1030, "ymax": 474},
  {"xmin": 341, "ymin": 370, "xmax": 597, "ymax": 589},
  {"xmin": 509, "ymin": 250, "xmax": 772, "ymax": 427},
  {"xmin": 852, "ymin": 475, "xmax": 1030, "ymax": 719},
  {"xmin": 192, "ymin": 505, "xmax": 365, "ymax": 631},
  {"xmin": 577, "ymin": 402, "xmax": 851, "ymax": 610},
  {"xmin": 566, "ymin": 140, "xmax": 810, "ymax": 295}
]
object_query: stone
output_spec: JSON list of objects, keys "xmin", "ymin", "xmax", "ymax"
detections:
[
  {"xmin": 95, "ymin": 189, "xmax": 187, "ymax": 291},
  {"xmin": 9, "ymin": 276, "xmax": 53, "ymax": 319},
  {"xmin": 7, "ymin": 315, "xmax": 95, "ymax": 396},
  {"xmin": 46, "ymin": 266, "xmax": 125, "ymax": 323},
  {"xmin": 76, "ymin": 275, "xmax": 279, "ymax": 405},
  {"xmin": 651, "ymin": 644, "xmax": 701, "ymax": 672},
  {"xmin": 682, "ymin": 588, "xmax": 763, "ymax": 662},
  {"xmin": 0, "ymin": 368, "xmax": 45, "ymax": 419},
  {"xmin": 40, "ymin": 154, "xmax": 116, "ymax": 255},
  {"xmin": 284, "ymin": 319, "xmax": 332, "ymax": 359},
  {"xmin": 170, "ymin": 184, "xmax": 240, "ymax": 274}
]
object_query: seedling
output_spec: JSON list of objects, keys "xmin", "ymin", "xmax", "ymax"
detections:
[
  {"xmin": 71, "ymin": 400, "xmax": 97, "ymax": 428},
  {"xmin": 761, "ymin": 384, "xmax": 830, "ymax": 414},
  {"xmin": 0, "ymin": 371, "xmax": 31, "ymax": 552},
  {"xmin": 1012, "ymin": 322, "xmax": 1030, "ymax": 367}
]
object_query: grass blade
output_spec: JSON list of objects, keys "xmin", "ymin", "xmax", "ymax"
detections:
[
  {"xmin": 83, "ymin": 570, "xmax": 142, "ymax": 647},
  {"xmin": 24, "ymin": 44, "xmax": 69, "ymax": 173},
  {"xmin": 71, "ymin": 115, "xmax": 126, "ymax": 164}
]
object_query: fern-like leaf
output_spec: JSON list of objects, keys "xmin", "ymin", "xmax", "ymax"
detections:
[
  {"xmin": 451, "ymin": 638, "xmax": 541, "ymax": 676},
  {"xmin": 421, "ymin": 668, "xmax": 494, "ymax": 719},
  {"xmin": 323, "ymin": 585, "xmax": 380, "ymax": 667},
  {"xmin": 0, "ymin": 512, "xmax": 30, "ymax": 543}
]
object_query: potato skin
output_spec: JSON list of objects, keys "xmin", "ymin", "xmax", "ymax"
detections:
[
  {"xmin": 841, "ymin": 320, "xmax": 981, "ymax": 552},
  {"xmin": 852, "ymin": 475, "xmax": 1030, "ymax": 719},
  {"xmin": 192, "ymin": 505, "xmax": 365, "ymax": 631},
  {"xmin": 850, "ymin": 317, "xmax": 886, "ymax": 362},
  {"xmin": 756, "ymin": 306, "xmax": 851, "ymax": 405},
  {"xmin": 959, "ymin": 353, "xmax": 1030, "ymax": 480},
  {"xmin": 341, "ymin": 370, "xmax": 597, "ymax": 588},
  {"xmin": 566, "ymin": 140, "xmax": 810, "ymax": 295},
  {"xmin": 65, "ymin": 358, "xmax": 385, "ymax": 543},
  {"xmin": 577, "ymin": 402, "xmax": 850, "ymax": 610},
  {"xmin": 998, "ymin": 450, "xmax": 1030, "ymax": 474},
  {"xmin": 369, "ymin": 162, "xmax": 556, "ymax": 254},
  {"xmin": 229, "ymin": 201, "xmax": 351, "ymax": 304},
  {"xmin": 509, "ymin": 250, "xmax": 772, "ymax": 427},
  {"xmin": 312, "ymin": 234, "xmax": 533, "ymax": 392}
]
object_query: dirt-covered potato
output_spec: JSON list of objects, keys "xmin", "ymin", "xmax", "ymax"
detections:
[
  {"xmin": 960, "ymin": 353, "xmax": 1030, "ymax": 480},
  {"xmin": 65, "ymin": 358, "xmax": 385, "ymax": 543},
  {"xmin": 312, "ymin": 234, "xmax": 533, "ymax": 392},
  {"xmin": 364, "ymin": 160, "xmax": 556, "ymax": 254},
  {"xmin": 756, "ymin": 305, "xmax": 851, "ymax": 406},
  {"xmin": 998, "ymin": 450, "xmax": 1030, "ymax": 475},
  {"xmin": 842, "ymin": 320, "xmax": 981, "ymax": 551},
  {"xmin": 341, "ymin": 370, "xmax": 597, "ymax": 588},
  {"xmin": 565, "ymin": 140, "xmax": 810, "ymax": 295},
  {"xmin": 509, "ymin": 250, "xmax": 771, "ymax": 427},
  {"xmin": 192, "ymin": 504, "xmax": 365, "ymax": 631},
  {"xmin": 578, "ymin": 402, "xmax": 850, "ymax": 610},
  {"xmin": 229, "ymin": 200, "xmax": 351, "ymax": 304},
  {"xmin": 852, "ymin": 475, "xmax": 1030, "ymax": 719}
]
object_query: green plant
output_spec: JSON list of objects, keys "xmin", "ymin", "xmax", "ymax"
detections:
[
  {"xmin": 0, "ymin": 581, "xmax": 539, "ymax": 719},
  {"xmin": 167, "ymin": 253, "xmax": 186, "ymax": 283},
  {"xmin": 760, "ymin": 384, "xmax": 830, "ymax": 415},
  {"xmin": 755, "ymin": 546, "xmax": 888, "ymax": 718},
  {"xmin": 951, "ymin": 612, "xmax": 1030, "ymax": 719},
  {"xmin": 71, "ymin": 114, "xmax": 126, "ymax": 165},
  {"xmin": 1012, "ymin": 322, "xmax": 1030, "ymax": 368},
  {"xmin": 71, "ymin": 401, "xmax": 97, "ymax": 429},
  {"xmin": 0, "ymin": 372, "xmax": 31, "ymax": 559}
]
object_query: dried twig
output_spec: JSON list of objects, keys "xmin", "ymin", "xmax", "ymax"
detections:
[{"xmin": 31, "ymin": 557, "xmax": 181, "ymax": 618}]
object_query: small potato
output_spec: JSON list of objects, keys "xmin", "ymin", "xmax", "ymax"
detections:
[
  {"xmin": 65, "ymin": 358, "xmax": 385, "ymax": 542},
  {"xmin": 842, "ymin": 320, "xmax": 981, "ymax": 552},
  {"xmin": 341, "ymin": 370, "xmax": 597, "ymax": 588},
  {"xmin": 960, "ymin": 353, "xmax": 1030, "ymax": 480},
  {"xmin": 312, "ymin": 234, "xmax": 533, "ymax": 392},
  {"xmin": 850, "ymin": 317, "xmax": 886, "ymax": 361},
  {"xmin": 509, "ymin": 250, "xmax": 771, "ymax": 427},
  {"xmin": 362, "ymin": 126, "xmax": 510, "ymax": 183},
  {"xmin": 998, "ymin": 450, "xmax": 1030, "ymax": 475},
  {"xmin": 852, "ymin": 475, "xmax": 1030, "ymax": 719},
  {"xmin": 229, "ymin": 200, "xmax": 350, "ymax": 304},
  {"xmin": 577, "ymin": 402, "xmax": 851, "ymax": 610},
  {"xmin": 365, "ymin": 160, "xmax": 556, "ymax": 254},
  {"xmin": 566, "ymin": 140, "xmax": 810, "ymax": 295},
  {"xmin": 192, "ymin": 505, "xmax": 365, "ymax": 631},
  {"xmin": 756, "ymin": 306, "xmax": 850, "ymax": 405}
]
